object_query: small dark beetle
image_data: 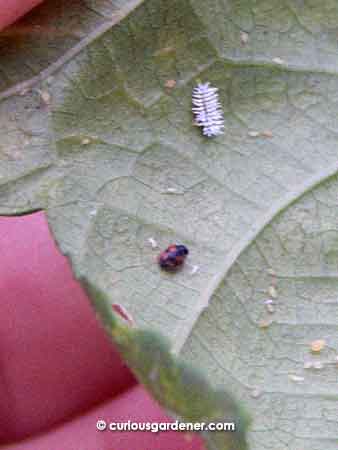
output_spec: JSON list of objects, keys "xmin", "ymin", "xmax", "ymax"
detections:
[{"xmin": 158, "ymin": 244, "xmax": 189, "ymax": 271}]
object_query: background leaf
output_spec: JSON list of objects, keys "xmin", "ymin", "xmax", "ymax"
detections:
[
  {"xmin": 0, "ymin": 0, "xmax": 144, "ymax": 96},
  {"xmin": 1, "ymin": 1, "xmax": 338, "ymax": 449}
]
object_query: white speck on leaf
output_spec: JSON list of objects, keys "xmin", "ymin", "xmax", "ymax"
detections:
[
  {"xmin": 190, "ymin": 265, "xmax": 199, "ymax": 275},
  {"xmin": 192, "ymin": 82, "xmax": 224, "ymax": 137},
  {"xmin": 272, "ymin": 57, "xmax": 285, "ymax": 65},
  {"xmin": 248, "ymin": 131, "xmax": 260, "ymax": 137},
  {"xmin": 240, "ymin": 31, "xmax": 249, "ymax": 45},
  {"xmin": 166, "ymin": 188, "xmax": 178, "ymax": 194},
  {"xmin": 268, "ymin": 286, "xmax": 278, "ymax": 298},
  {"xmin": 266, "ymin": 304, "xmax": 275, "ymax": 313},
  {"xmin": 264, "ymin": 299, "xmax": 275, "ymax": 313},
  {"xmin": 148, "ymin": 237, "xmax": 158, "ymax": 249},
  {"xmin": 250, "ymin": 388, "xmax": 261, "ymax": 398},
  {"xmin": 185, "ymin": 262, "xmax": 199, "ymax": 275},
  {"xmin": 37, "ymin": 89, "xmax": 51, "ymax": 105},
  {"xmin": 289, "ymin": 374, "xmax": 304, "ymax": 382},
  {"xmin": 81, "ymin": 138, "xmax": 91, "ymax": 145}
]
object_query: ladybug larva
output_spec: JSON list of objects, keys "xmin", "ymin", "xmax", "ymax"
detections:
[
  {"xmin": 192, "ymin": 82, "xmax": 224, "ymax": 137},
  {"xmin": 158, "ymin": 244, "xmax": 189, "ymax": 271}
]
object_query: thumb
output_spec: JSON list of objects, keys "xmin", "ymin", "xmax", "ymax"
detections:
[{"xmin": 0, "ymin": 0, "xmax": 43, "ymax": 31}]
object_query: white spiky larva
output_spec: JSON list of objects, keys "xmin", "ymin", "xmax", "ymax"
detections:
[{"xmin": 192, "ymin": 82, "xmax": 224, "ymax": 137}]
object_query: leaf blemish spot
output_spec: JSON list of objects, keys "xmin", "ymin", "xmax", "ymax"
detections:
[
  {"xmin": 259, "ymin": 318, "xmax": 273, "ymax": 328},
  {"xmin": 112, "ymin": 304, "xmax": 135, "ymax": 326},
  {"xmin": 165, "ymin": 79, "xmax": 176, "ymax": 89},
  {"xmin": 36, "ymin": 89, "xmax": 51, "ymax": 105},
  {"xmin": 153, "ymin": 46, "xmax": 175, "ymax": 57},
  {"xmin": 268, "ymin": 286, "xmax": 278, "ymax": 299},
  {"xmin": 261, "ymin": 130, "xmax": 273, "ymax": 138},
  {"xmin": 310, "ymin": 339, "xmax": 326, "ymax": 353}
]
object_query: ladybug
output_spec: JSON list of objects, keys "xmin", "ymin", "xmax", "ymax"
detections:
[{"xmin": 158, "ymin": 244, "xmax": 189, "ymax": 271}]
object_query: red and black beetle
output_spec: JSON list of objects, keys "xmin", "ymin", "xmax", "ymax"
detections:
[{"xmin": 158, "ymin": 244, "xmax": 189, "ymax": 271}]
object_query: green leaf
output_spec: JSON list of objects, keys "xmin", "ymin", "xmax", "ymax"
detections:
[
  {"xmin": 182, "ymin": 171, "xmax": 338, "ymax": 450},
  {"xmin": 82, "ymin": 277, "xmax": 250, "ymax": 450},
  {"xmin": 2, "ymin": 1, "xmax": 338, "ymax": 449}
]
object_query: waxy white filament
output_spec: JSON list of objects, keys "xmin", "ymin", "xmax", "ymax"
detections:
[{"xmin": 192, "ymin": 82, "xmax": 224, "ymax": 137}]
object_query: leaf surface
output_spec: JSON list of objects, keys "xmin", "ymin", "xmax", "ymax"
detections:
[{"xmin": 1, "ymin": 1, "xmax": 338, "ymax": 449}]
